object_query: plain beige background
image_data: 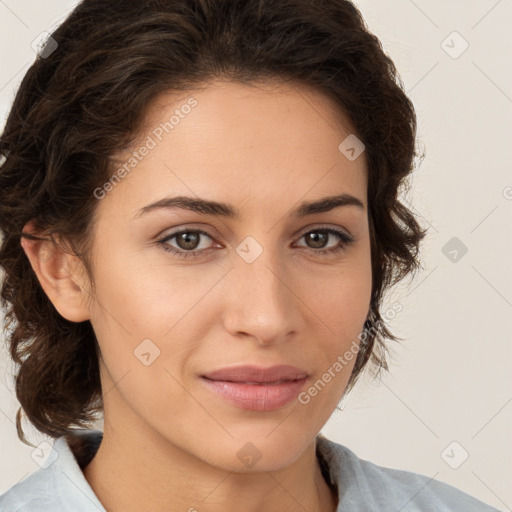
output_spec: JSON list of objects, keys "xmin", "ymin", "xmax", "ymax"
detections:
[{"xmin": 0, "ymin": 0, "xmax": 511, "ymax": 510}]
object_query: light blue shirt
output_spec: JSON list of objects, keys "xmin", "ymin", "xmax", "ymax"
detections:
[{"xmin": 0, "ymin": 429, "xmax": 501, "ymax": 511}]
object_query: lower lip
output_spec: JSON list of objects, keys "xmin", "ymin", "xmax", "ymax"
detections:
[{"xmin": 200, "ymin": 377, "xmax": 308, "ymax": 411}]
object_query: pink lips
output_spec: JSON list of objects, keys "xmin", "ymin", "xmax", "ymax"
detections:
[{"xmin": 200, "ymin": 364, "xmax": 309, "ymax": 411}]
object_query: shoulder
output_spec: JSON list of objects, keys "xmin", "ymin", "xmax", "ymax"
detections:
[
  {"xmin": 316, "ymin": 434, "xmax": 501, "ymax": 511},
  {"xmin": 0, "ymin": 429, "xmax": 105, "ymax": 512},
  {"xmin": 0, "ymin": 466, "xmax": 58, "ymax": 512}
]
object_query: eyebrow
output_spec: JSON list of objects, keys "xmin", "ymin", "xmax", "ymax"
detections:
[{"xmin": 133, "ymin": 193, "xmax": 365, "ymax": 219}]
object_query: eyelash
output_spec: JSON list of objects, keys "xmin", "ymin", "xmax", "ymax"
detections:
[{"xmin": 156, "ymin": 227, "xmax": 355, "ymax": 259}]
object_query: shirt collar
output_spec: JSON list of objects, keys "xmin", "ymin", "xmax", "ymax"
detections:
[{"xmin": 51, "ymin": 429, "xmax": 106, "ymax": 512}]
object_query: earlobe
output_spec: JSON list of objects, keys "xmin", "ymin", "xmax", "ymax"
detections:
[{"xmin": 20, "ymin": 221, "xmax": 92, "ymax": 323}]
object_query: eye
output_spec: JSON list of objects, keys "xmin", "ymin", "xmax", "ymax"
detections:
[
  {"xmin": 156, "ymin": 226, "xmax": 355, "ymax": 259},
  {"xmin": 294, "ymin": 228, "xmax": 355, "ymax": 256},
  {"xmin": 157, "ymin": 228, "xmax": 216, "ymax": 259}
]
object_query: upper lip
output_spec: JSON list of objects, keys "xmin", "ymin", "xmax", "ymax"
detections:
[{"xmin": 202, "ymin": 364, "xmax": 309, "ymax": 383}]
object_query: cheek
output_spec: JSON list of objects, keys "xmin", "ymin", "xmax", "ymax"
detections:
[
  {"xmin": 87, "ymin": 261, "xmax": 195, "ymax": 419},
  {"xmin": 87, "ymin": 250, "xmax": 228, "ymax": 388},
  {"xmin": 301, "ymin": 258, "xmax": 372, "ymax": 333},
  {"xmin": 89, "ymin": 242, "xmax": 215, "ymax": 333}
]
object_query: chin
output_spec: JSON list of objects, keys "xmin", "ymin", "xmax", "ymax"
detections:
[{"xmin": 195, "ymin": 426, "xmax": 315, "ymax": 473}]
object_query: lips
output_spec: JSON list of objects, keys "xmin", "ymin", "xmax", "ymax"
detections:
[
  {"xmin": 200, "ymin": 364, "xmax": 309, "ymax": 411},
  {"xmin": 201, "ymin": 364, "xmax": 309, "ymax": 383}
]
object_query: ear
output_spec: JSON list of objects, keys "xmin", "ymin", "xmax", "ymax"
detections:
[{"xmin": 20, "ymin": 220, "xmax": 92, "ymax": 322}]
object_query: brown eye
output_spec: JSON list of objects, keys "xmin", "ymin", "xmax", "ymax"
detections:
[
  {"xmin": 158, "ymin": 229, "xmax": 215, "ymax": 259},
  {"xmin": 296, "ymin": 228, "xmax": 355, "ymax": 255}
]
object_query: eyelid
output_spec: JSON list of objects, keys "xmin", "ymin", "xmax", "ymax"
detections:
[
  {"xmin": 295, "ymin": 223, "xmax": 353, "ymax": 239},
  {"xmin": 156, "ymin": 223, "xmax": 221, "ymax": 241}
]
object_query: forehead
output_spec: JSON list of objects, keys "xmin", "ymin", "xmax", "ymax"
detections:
[{"xmin": 100, "ymin": 79, "xmax": 367, "ymax": 221}]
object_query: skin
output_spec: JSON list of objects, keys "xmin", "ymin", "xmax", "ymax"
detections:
[{"xmin": 21, "ymin": 79, "xmax": 372, "ymax": 512}]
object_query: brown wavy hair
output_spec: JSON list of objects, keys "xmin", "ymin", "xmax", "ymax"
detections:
[{"xmin": 0, "ymin": 0, "xmax": 427, "ymax": 445}]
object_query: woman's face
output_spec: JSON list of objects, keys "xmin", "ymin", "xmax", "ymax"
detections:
[{"xmin": 84, "ymin": 79, "xmax": 372, "ymax": 471}]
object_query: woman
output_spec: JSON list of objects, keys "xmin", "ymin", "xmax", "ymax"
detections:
[{"xmin": 0, "ymin": 0, "xmax": 501, "ymax": 510}]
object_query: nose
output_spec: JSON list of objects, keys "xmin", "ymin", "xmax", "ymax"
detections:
[{"xmin": 221, "ymin": 245, "xmax": 302, "ymax": 346}]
